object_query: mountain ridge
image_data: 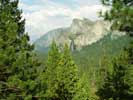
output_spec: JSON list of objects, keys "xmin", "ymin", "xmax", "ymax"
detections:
[{"xmin": 35, "ymin": 18, "xmax": 111, "ymax": 52}]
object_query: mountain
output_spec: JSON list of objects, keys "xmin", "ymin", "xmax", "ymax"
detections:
[{"xmin": 34, "ymin": 18, "xmax": 110, "ymax": 52}]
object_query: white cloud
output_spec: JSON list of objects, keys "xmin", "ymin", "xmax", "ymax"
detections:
[{"xmin": 19, "ymin": 0, "xmax": 106, "ymax": 42}]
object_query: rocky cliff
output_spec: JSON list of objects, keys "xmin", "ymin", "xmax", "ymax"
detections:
[{"xmin": 35, "ymin": 18, "xmax": 120, "ymax": 52}]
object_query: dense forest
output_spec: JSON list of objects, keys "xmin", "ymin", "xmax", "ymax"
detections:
[{"xmin": 0, "ymin": 0, "xmax": 132, "ymax": 100}]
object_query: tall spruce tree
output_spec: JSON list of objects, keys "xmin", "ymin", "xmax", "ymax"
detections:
[
  {"xmin": 0, "ymin": 0, "xmax": 43, "ymax": 99},
  {"xmin": 72, "ymin": 74, "xmax": 90, "ymax": 100},
  {"xmin": 96, "ymin": 52, "xmax": 131, "ymax": 100},
  {"xmin": 124, "ymin": 41, "xmax": 133, "ymax": 97},
  {"xmin": 56, "ymin": 44, "xmax": 79, "ymax": 100},
  {"xmin": 98, "ymin": 54, "xmax": 113, "ymax": 88},
  {"xmin": 44, "ymin": 40, "xmax": 60, "ymax": 99}
]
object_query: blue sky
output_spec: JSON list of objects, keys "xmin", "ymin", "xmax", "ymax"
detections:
[{"xmin": 19, "ymin": 0, "xmax": 106, "ymax": 42}]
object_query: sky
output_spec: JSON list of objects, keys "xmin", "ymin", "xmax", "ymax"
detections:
[{"xmin": 19, "ymin": 0, "xmax": 106, "ymax": 42}]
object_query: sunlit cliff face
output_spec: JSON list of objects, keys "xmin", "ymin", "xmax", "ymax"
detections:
[{"xmin": 35, "ymin": 18, "xmax": 124, "ymax": 51}]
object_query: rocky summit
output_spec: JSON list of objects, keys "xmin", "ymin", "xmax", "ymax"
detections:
[{"xmin": 34, "ymin": 18, "xmax": 122, "ymax": 52}]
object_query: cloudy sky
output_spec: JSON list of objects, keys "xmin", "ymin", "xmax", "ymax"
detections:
[{"xmin": 19, "ymin": 0, "xmax": 106, "ymax": 42}]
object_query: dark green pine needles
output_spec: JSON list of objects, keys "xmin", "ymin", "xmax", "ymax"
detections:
[{"xmin": 0, "ymin": 0, "xmax": 43, "ymax": 99}]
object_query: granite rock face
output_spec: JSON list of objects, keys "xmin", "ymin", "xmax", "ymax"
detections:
[{"xmin": 35, "ymin": 18, "xmax": 121, "ymax": 51}]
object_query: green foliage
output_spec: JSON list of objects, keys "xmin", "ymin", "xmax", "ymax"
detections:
[
  {"xmin": 57, "ymin": 44, "xmax": 79, "ymax": 100},
  {"xmin": 100, "ymin": 0, "xmax": 133, "ymax": 35},
  {"xmin": 72, "ymin": 74, "xmax": 90, "ymax": 100},
  {"xmin": 97, "ymin": 54, "xmax": 113, "ymax": 89},
  {"xmin": 99, "ymin": 0, "xmax": 133, "ymax": 99},
  {"xmin": 96, "ymin": 51, "xmax": 132, "ymax": 100},
  {"xmin": 73, "ymin": 33, "xmax": 130, "ymax": 88},
  {"xmin": 44, "ymin": 43, "xmax": 90, "ymax": 100},
  {"xmin": 0, "ymin": 0, "xmax": 44, "ymax": 99},
  {"xmin": 125, "ymin": 40, "xmax": 133, "ymax": 96},
  {"xmin": 0, "ymin": 0, "xmax": 90, "ymax": 99},
  {"xmin": 44, "ymin": 40, "xmax": 60, "ymax": 98}
]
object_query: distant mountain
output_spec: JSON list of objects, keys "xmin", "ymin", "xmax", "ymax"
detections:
[
  {"xmin": 34, "ymin": 18, "xmax": 111, "ymax": 52},
  {"xmin": 34, "ymin": 18, "xmax": 129, "ymax": 66}
]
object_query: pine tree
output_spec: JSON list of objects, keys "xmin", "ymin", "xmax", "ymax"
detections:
[
  {"xmin": 96, "ymin": 52, "xmax": 131, "ymax": 100},
  {"xmin": 0, "ymin": 0, "xmax": 43, "ymax": 99},
  {"xmin": 98, "ymin": 54, "xmax": 112, "ymax": 88},
  {"xmin": 124, "ymin": 41, "xmax": 133, "ymax": 97},
  {"xmin": 72, "ymin": 74, "xmax": 90, "ymax": 100},
  {"xmin": 100, "ymin": 0, "xmax": 133, "ymax": 36},
  {"xmin": 98, "ymin": 0, "xmax": 133, "ymax": 99},
  {"xmin": 56, "ymin": 44, "xmax": 79, "ymax": 100},
  {"xmin": 44, "ymin": 40, "xmax": 60, "ymax": 99}
]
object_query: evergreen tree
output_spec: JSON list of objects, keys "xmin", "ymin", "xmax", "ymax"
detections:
[
  {"xmin": 96, "ymin": 52, "xmax": 132, "ymax": 100},
  {"xmin": 100, "ymin": 0, "xmax": 133, "ymax": 36},
  {"xmin": 124, "ymin": 41, "xmax": 133, "ymax": 97},
  {"xmin": 0, "ymin": 0, "xmax": 43, "ymax": 99},
  {"xmin": 72, "ymin": 74, "xmax": 90, "ymax": 100},
  {"xmin": 98, "ymin": 0, "xmax": 133, "ymax": 99},
  {"xmin": 56, "ymin": 44, "xmax": 79, "ymax": 100},
  {"xmin": 44, "ymin": 40, "xmax": 60, "ymax": 99},
  {"xmin": 98, "ymin": 54, "xmax": 112, "ymax": 88}
]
